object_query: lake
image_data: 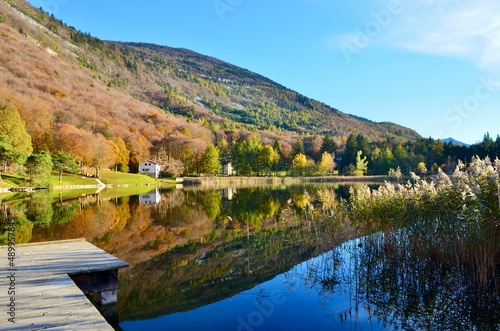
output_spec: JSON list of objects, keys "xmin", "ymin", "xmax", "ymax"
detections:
[{"xmin": 1, "ymin": 184, "xmax": 499, "ymax": 330}]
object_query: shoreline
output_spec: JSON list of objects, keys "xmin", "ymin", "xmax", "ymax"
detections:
[
  {"xmin": 1, "ymin": 175, "xmax": 395, "ymax": 193},
  {"xmin": 179, "ymin": 175, "xmax": 395, "ymax": 189}
]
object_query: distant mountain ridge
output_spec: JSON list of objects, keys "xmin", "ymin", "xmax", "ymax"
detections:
[{"xmin": 441, "ymin": 137, "xmax": 470, "ymax": 147}]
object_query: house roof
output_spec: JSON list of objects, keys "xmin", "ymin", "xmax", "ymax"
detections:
[{"xmin": 141, "ymin": 160, "xmax": 161, "ymax": 165}]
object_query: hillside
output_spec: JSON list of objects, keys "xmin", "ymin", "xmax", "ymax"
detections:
[{"xmin": 0, "ymin": 0, "xmax": 421, "ymax": 173}]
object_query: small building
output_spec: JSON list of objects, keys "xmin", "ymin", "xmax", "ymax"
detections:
[
  {"xmin": 221, "ymin": 162, "xmax": 234, "ymax": 176},
  {"xmin": 139, "ymin": 160, "xmax": 161, "ymax": 178}
]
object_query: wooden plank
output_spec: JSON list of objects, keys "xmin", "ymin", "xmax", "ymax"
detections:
[
  {"xmin": 0, "ymin": 239, "xmax": 127, "ymax": 330},
  {"xmin": 0, "ymin": 239, "xmax": 128, "ymax": 276},
  {"xmin": 0, "ymin": 274, "xmax": 114, "ymax": 331}
]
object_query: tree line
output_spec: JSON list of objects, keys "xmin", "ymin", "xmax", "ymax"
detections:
[{"xmin": 2, "ymin": 101, "xmax": 499, "ymax": 181}]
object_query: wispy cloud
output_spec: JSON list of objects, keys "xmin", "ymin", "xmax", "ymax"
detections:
[
  {"xmin": 331, "ymin": 0, "xmax": 500, "ymax": 69},
  {"xmin": 392, "ymin": 0, "xmax": 500, "ymax": 68}
]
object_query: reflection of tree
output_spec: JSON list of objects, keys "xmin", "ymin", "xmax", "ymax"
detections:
[
  {"xmin": 0, "ymin": 211, "xmax": 33, "ymax": 244},
  {"xmin": 26, "ymin": 191, "xmax": 53, "ymax": 227},
  {"xmin": 230, "ymin": 189, "xmax": 281, "ymax": 228},
  {"xmin": 52, "ymin": 200, "xmax": 80, "ymax": 225},
  {"xmin": 200, "ymin": 190, "xmax": 221, "ymax": 221},
  {"xmin": 153, "ymin": 191, "xmax": 208, "ymax": 227}
]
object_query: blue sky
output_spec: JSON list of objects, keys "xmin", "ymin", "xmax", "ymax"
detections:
[{"xmin": 27, "ymin": 0, "xmax": 500, "ymax": 144}]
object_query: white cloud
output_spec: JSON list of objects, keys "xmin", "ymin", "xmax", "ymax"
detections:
[
  {"xmin": 388, "ymin": 0, "xmax": 500, "ymax": 69},
  {"xmin": 330, "ymin": 0, "xmax": 500, "ymax": 70}
]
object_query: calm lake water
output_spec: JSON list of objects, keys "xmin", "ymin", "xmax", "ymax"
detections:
[{"xmin": 1, "ymin": 184, "xmax": 499, "ymax": 330}]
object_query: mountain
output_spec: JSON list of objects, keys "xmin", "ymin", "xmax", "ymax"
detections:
[
  {"xmin": 0, "ymin": 0, "xmax": 421, "ymax": 171},
  {"xmin": 441, "ymin": 137, "xmax": 470, "ymax": 147}
]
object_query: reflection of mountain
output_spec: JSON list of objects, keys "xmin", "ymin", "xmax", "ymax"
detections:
[
  {"xmin": 117, "ymin": 221, "xmax": 335, "ymax": 321},
  {"xmin": 0, "ymin": 185, "xmax": 356, "ymax": 322}
]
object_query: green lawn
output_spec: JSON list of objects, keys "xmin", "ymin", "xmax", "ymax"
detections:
[
  {"xmin": 51, "ymin": 170, "xmax": 158, "ymax": 187},
  {"xmin": 51, "ymin": 173, "xmax": 99, "ymax": 186},
  {"xmin": 99, "ymin": 170, "xmax": 157, "ymax": 185}
]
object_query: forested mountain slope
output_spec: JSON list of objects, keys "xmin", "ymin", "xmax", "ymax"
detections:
[{"xmin": 0, "ymin": 0, "xmax": 420, "ymax": 173}]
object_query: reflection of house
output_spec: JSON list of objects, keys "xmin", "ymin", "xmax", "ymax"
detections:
[
  {"xmin": 221, "ymin": 163, "xmax": 234, "ymax": 176},
  {"xmin": 139, "ymin": 160, "xmax": 161, "ymax": 178},
  {"xmin": 140, "ymin": 189, "xmax": 161, "ymax": 205},
  {"xmin": 222, "ymin": 188, "xmax": 237, "ymax": 200}
]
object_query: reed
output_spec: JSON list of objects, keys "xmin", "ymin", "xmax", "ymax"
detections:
[{"xmin": 314, "ymin": 156, "xmax": 500, "ymax": 292}]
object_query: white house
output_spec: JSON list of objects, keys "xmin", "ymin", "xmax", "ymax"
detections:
[
  {"xmin": 221, "ymin": 162, "xmax": 234, "ymax": 176},
  {"xmin": 139, "ymin": 160, "xmax": 161, "ymax": 178}
]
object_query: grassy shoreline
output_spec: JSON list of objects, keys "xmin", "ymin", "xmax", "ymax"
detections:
[
  {"xmin": 1, "ymin": 170, "xmax": 394, "ymax": 192},
  {"xmin": 180, "ymin": 175, "xmax": 395, "ymax": 189}
]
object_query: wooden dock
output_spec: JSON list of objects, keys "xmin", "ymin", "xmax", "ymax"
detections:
[{"xmin": 0, "ymin": 239, "xmax": 128, "ymax": 330}]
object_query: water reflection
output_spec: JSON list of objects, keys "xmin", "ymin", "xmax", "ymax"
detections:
[
  {"xmin": 0, "ymin": 184, "xmax": 498, "ymax": 330},
  {"xmin": 139, "ymin": 188, "xmax": 161, "ymax": 205}
]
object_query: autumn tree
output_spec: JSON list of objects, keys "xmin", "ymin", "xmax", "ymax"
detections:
[
  {"xmin": 350, "ymin": 150, "xmax": 368, "ymax": 176},
  {"xmin": 91, "ymin": 134, "xmax": 117, "ymax": 178},
  {"xmin": 54, "ymin": 124, "xmax": 95, "ymax": 171},
  {"xmin": 318, "ymin": 152, "xmax": 335, "ymax": 175},
  {"xmin": 217, "ymin": 138, "xmax": 231, "ymax": 164},
  {"xmin": 292, "ymin": 153, "xmax": 307, "ymax": 176},
  {"xmin": 112, "ymin": 137, "xmax": 130, "ymax": 173},
  {"xmin": 416, "ymin": 162, "xmax": 428, "ymax": 176},
  {"xmin": 200, "ymin": 144, "xmax": 221, "ymax": 175},
  {"xmin": 232, "ymin": 135, "xmax": 262, "ymax": 176},
  {"xmin": 255, "ymin": 145, "xmax": 279, "ymax": 176},
  {"xmin": 125, "ymin": 135, "xmax": 150, "ymax": 172},
  {"xmin": 0, "ymin": 104, "xmax": 33, "ymax": 156}
]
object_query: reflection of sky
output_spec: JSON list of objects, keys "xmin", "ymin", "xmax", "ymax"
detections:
[{"xmin": 120, "ymin": 239, "xmax": 390, "ymax": 331}]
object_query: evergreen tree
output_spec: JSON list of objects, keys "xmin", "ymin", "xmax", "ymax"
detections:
[
  {"xmin": 52, "ymin": 151, "xmax": 79, "ymax": 181},
  {"xmin": 25, "ymin": 151, "xmax": 53, "ymax": 187},
  {"xmin": 320, "ymin": 134, "xmax": 336, "ymax": 155},
  {"xmin": 0, "ymin": 135, "xmax": 24, "ymax": 178},
  {"xmin": 291, "ymin": 138, "xmax": 305, "ymax": 158}
]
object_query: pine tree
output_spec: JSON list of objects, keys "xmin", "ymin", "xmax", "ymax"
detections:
[
  {"xmin": 321, "ymin": 134, "xmax": 336, "ymax": 154},
  {"xmin": 25, "ymin": 151, "xmax": 53, "ymax": 187},
  {"xmin": 0, "ymin": 136, "xmax": 24, "ymax": 180},
  {"xmin": 52, "ymin": 151, "xmax": 79, "ymax": 181}
]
